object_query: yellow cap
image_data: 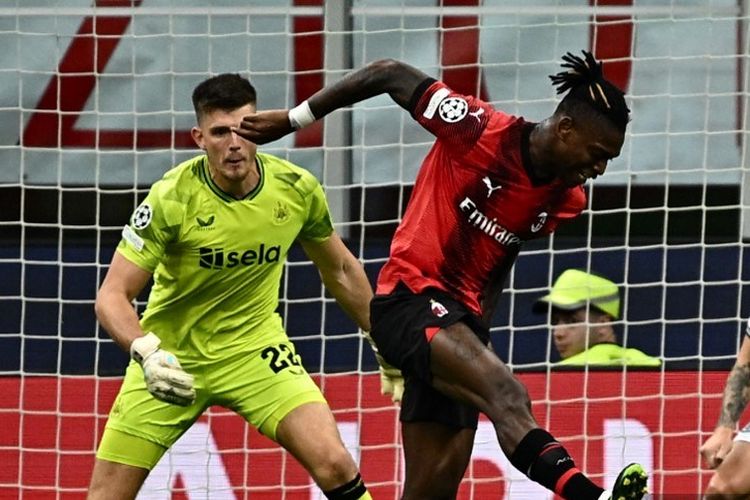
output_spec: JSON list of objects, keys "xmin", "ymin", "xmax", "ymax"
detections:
[{"xmin": 534, "ymin": 269, "xmax": 620, "ymax": 319}]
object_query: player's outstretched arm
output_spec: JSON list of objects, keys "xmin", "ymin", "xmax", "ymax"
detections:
[
  {"xmin": 234, "ymin": 59, "xmax": 430, "ymax": 145},
  {"xmin": 300, "ymin": 232, "xmax": 373, "ymax": 332},
  {"xmin": 96, "ymin": 252, "xmax": 196, "ymax": 406},
  {"xmin": 304, "ymin": 58, "xmax": 430, "ymax": 117},
  {"xmin": 701, "ymin": 335, "xmax": 750, "ymax": 468}
]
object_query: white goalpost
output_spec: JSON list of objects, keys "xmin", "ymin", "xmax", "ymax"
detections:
[{"xmin": 0, "ymin": 1, "xmax": 748, "ymax": 498}]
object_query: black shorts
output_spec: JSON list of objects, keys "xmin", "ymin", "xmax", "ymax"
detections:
[{"xmin": 369, "ymin": 283, "xmax": 490, "ymax": 430}]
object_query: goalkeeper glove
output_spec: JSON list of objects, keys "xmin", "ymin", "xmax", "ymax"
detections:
[
  {"xmin": 363, "ymin": 332, "xmax": 404, "ymax": 404},
  {"xmin": 130, "ymin": 332, "xmax": 196, "ymax": 406}
]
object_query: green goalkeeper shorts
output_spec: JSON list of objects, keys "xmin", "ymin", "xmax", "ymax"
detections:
[{"xmin": 97, "ymin": 340, "xmax": 326, "ymax": 470}]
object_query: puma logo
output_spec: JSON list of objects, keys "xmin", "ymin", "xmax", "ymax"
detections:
[
  {"xmin": 469, "ymin": 108, "xmax": 485, "ymax": 122},
  {"xmin": 482, "ymin": 176, "xmax": 502, "ymax": 198}
]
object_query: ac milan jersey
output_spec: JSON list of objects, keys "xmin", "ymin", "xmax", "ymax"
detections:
[{"xmin": 376, "ymin": 80, "xmax": 586, "ymax": 317}]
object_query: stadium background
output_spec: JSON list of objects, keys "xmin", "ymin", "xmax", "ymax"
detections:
[{"xmin": 1, "ymin": 0, "xmax": 749, "ymax": 498}]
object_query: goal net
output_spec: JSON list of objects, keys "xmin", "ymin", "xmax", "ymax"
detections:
[{"xmin": 1, "ymin": 0, "xmax": 747, "ymax": 498}]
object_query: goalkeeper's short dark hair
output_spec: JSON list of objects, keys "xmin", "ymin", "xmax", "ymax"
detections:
[
  {"xmin": 192, "ymin": 73, "xmax": 257, "ymax": 122},
  {"xmin": 549, "ymin": 51, "xmax": 630, "ymax": 132}
]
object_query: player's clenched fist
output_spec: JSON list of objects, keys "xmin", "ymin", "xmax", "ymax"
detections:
[
  {"xmin": 130, "ymin": 332, "xmax": 196, "ymax": 406},
  {"xmin": 700, "ymin": 426, "xmax": 735, "ymax": 469}
]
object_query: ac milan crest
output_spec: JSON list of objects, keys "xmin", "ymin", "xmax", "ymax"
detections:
[{"xmin": 430, "ymin": 299, "xmax": 449, "ymax": 318}]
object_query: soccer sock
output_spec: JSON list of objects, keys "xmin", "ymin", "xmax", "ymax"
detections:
[
  {"xmin": 323, "ymin": 473, "xmax": 371, "ymax": 500},
  {"xmin": 509, "ymin": 428, "xmax": 605, "ymax": 500}
]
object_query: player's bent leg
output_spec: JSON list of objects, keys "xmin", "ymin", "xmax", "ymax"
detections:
[
  {"xmin": 88, "ymin": 427, "xmax": 167, "ymax": 500},
  {"xmin": 401, "ymin": 421, "xmax": 475, "ymax": 500},
  {"xmin": 275, "ymin": 401, "xmax": 369, "ymax": 499},
  {"xmin": 428, "ymin": 322, "xmax": 536, "ymax": 453},
  {"xmin": 87, "ymin": 458, "xmax": 150, "ymax": 500},
  {"xmin": 704, "ymin": 441, "xmax": 750, "ymax": 499},
  {"xmin": 428, "ymin": 323, "xmax": 638, "ymax": 500},
  {"xmin": 223, "ymin": 341, "xmax": 369, "ymax": 498}
]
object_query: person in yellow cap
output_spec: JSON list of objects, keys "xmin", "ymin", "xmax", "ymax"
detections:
[{"xmin": 534, "ymin": 269, "xmax": 661, "ymax": 366}]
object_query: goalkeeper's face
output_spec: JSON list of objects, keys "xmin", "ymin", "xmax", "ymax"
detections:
[{"xmin": 191, "ymin": 104, "xmax": 258, "ymax": 183}]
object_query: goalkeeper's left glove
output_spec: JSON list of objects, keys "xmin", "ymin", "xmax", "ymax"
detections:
[
  {"xmin": 130, "ymin": 332, "xmax": 196, "ymax": 406},
  {"xmin": 363, "ymin": 331, "xmax": 404, "ymax": 404}
]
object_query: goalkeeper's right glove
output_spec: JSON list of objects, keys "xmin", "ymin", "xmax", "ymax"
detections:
[
  {"xmin": 130, "ymin": 332, "xmax": 196, "ymax": 406},
  {"xmin": 363, "ymin": 332, "xmax": 404, "ymax": 404}
]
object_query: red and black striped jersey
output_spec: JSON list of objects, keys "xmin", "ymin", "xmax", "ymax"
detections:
[{"xmin": 375, "ymin": 80, "xmax": 586, "ymax": 317}]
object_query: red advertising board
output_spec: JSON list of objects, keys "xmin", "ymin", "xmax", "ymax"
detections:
[{"xmin": 0, "ymin": 371, "xmax": 729, "ymax": 498}]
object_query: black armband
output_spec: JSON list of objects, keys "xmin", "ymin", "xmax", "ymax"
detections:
[{"xmin": 408, "ymin": 77, "xmax": 437, "ymax": 117}]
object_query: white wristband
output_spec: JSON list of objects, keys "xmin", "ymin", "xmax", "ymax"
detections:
[
  {"xmin": 130, "ymin": 332, "xmax": 161, "ymax": 364},
  {"xmin": 288, "ymin": 100, "xmax": 316, "ymax": 130}
]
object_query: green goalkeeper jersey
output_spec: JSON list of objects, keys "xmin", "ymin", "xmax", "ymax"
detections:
[{"xmin": 117, "ymin": 153, "xmax": 334, "ymax": 361}]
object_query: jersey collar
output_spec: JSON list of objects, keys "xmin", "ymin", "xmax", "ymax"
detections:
[
  {"xmin": 521, "ymin": 122, "xmax": 551, "ymax": 186},
  {"xmin": 200, "ymin": 155, "xmax": 265, "ymax": 202}
]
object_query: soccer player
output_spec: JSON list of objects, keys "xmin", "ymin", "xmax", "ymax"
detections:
[
  {"xmin": 700, "ymin": 319, "xmax": 750, "ymax": 498},
  {"xmin": 234, "ymin": 52, "xmax": 648, "ymax": 499},
  {"xmin": 87, "ymin": 74, "xmax": 373, "ymax": 500},
  {"xmin": 534, "ymin": 269, "xmax": 661, "ymax": 366}
]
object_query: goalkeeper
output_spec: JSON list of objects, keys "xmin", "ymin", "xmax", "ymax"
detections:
[
  {"xmin": 700, "ymin": 318, "xmax": 750, "ymax": 498},
  {"xmin": 235, "ymin": 52, "xmax": 648, "ymax": 500},
  {"xmin": 87, "ymin": 74, "xmax": 373, "ymax": 500}
]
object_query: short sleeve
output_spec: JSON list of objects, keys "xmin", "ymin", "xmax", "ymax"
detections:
[
  {"xmin": 533, "ymin": 186, "xmax": 587, "ymax": 236},
  {"xmin": 116, "ymin": 182, "xmax": 181, "ymax": 272},
  {"xmin": 299, "ymin": 181, "xmax": 334, "ymax": 243},
  {"xmin": 552, "ymin": 186, "xmax": 587, "ymax": 221},
  {"xmin": 412, "ymin": 80, "xmax": 495, "ymax": 153}
]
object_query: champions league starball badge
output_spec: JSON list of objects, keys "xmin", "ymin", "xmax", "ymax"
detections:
[
  {"xmin": 438, "ymin": 96, "xmax": 468, "ymax": 123},
  {"xmin": 131, "ymin": 203, "xmax": 153, "ymax": 230}
]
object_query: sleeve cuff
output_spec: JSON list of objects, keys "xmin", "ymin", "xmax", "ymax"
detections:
[{"xmin": 408, "ymin": 77, "xmax": 437, "ymax": 117}]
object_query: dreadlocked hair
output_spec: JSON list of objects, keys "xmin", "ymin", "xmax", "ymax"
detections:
[{"xmin": 549, "ymin": 50, "xmax": 629, "ymax": 132}]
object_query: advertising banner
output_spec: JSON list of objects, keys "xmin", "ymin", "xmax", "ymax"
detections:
[{"xmin": 0, "ymin": 371, "xmax": 729, "ymax": 498}]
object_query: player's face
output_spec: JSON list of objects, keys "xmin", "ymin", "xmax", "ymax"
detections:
[
  {"xmin": 550, "ymin": 308, "xmax": 595, "ymax": 359},
  {"xmin": 192, "ymin": 104, "xmax": 257, "ymax": 183},
  {"xmin": 556, "ymin": 117, "xmax": 624, "ymax": 187}
]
